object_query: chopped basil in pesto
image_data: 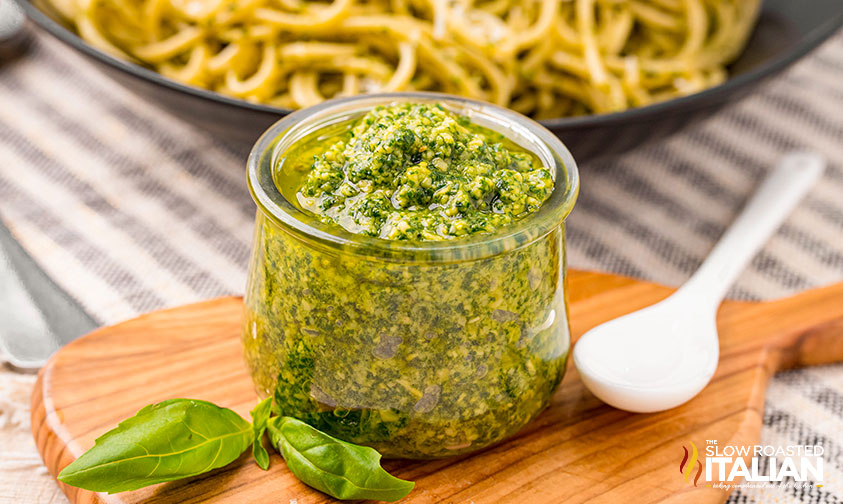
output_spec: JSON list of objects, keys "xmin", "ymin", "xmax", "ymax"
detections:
[
  {"xmin": 244, "ymin": 101, "xmax": 571, "ymax": 459},
  {"xmin": 243, "ymin": 218, "xmax": 569, "ymax": 458},
  {"xmin": 290, "ymin": 103, "xmax": 554, "ymax": 240}
]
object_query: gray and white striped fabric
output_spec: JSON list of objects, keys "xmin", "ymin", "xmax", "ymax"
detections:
[{"xmin": 0, "ymin": 29, "xmax": 841, "ymax": 504}]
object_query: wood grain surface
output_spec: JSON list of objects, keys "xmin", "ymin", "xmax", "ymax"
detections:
[{"xmin": 31, "ymin": 270, "xmax": 843, "ymax": 504}]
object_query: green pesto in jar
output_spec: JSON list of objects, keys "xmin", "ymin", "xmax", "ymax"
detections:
[
  {"xmin": 243, "ymin": 101, "xmax": 570, "ymax": 459},
  {"xmin": 281, "ymin": 103, "xmax": 555, "ymax": 240}
]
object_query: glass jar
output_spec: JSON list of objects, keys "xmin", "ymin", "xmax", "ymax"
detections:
[{"xmin": 243, "ymin": 93, "xmax": 579, "ymax": 459}]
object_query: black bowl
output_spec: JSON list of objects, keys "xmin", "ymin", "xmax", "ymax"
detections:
[{"xmin": 17, "ymin": 0, "xmax": 843, "ymax": 160}]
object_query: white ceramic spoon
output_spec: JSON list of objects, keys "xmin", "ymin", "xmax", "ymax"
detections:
[{"xmin": 572, "ymin": 152, "xmax": 825, "ymax": 413}]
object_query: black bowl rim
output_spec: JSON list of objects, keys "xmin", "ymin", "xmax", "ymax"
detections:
[{"xmin": 17, "ymin": 0, "xmax": 843, "ymax": 129}]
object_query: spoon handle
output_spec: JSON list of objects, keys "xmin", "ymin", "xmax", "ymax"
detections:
[
  {"xmin": 679, "ymin": 152, "xmax": 825, "ymax": 306},
  {"xmin": 0, "ymin": 0, "xmax": 33, "ymax": 61}
]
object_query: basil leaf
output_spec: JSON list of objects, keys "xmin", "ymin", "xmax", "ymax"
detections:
[
  {"xmin": 267, "ymin": 416, "xmax": 414, "ymax": 502},
  {"xmin": 250, "ymin": 397, "xmax": 273, "ymax": 470},
  {"xmin": 58, "ymin": 398, "xmax": 252, "ymax": 493}
]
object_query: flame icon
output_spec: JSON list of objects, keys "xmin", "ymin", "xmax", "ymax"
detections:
[{"xmin": 680, "ymin": 442, "xmax": 703, "ymax": 486}]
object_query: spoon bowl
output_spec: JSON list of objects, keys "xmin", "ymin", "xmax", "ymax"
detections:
[{"xmin": 574, "ymin": 295, "xmax": 719, "ymax": 413}]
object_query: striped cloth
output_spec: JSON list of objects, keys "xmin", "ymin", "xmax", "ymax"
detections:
[{"xmin": 0, "ymin": 29, "xmax": 841, "ymax": 504}]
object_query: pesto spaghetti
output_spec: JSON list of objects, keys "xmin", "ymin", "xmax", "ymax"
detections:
[{"xmin": 47, "ymin": 0, "xmax": 761, "ymax": 118}]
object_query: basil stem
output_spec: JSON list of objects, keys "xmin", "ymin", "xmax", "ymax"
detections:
[
  {"xmin": 57, "ymin": 399, "xmax": 252, "ymax": 493},
  {"xmin": 250, "ymin": 397, "xmax": 273, "ymax": 470},
  {"xmin": 267, "ymin": 416, "xmax": 414, "ymax": 502}
]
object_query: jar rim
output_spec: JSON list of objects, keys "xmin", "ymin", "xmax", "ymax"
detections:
[{"xmin": 247, "ymin": 92, "xmax": 579, "ymax": 261}]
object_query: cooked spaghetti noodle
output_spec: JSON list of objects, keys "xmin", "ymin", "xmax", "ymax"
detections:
[{"xmin": 46, "ymin": 0, "xmax": 762, "ymax": 118}]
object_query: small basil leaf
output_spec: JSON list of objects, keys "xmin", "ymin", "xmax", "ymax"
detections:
[
  {"xmin": 250, "ymin": 397, "xmax": 273, "ymax": 470},
  {"xmin": 267, "ymin": 416, "xmax": 414, "ymax": 502},
  {"xmin": 58, "ymin": 398, "xmax": 252, "ymax": 493}
]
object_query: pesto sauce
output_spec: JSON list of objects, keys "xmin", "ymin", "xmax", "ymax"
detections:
[
  {"xmin": 243, "ymin": 217, "xmax": 569, "ymax": 458},
  {"xmin": 243, "ymin": 101, "xmax": 570, "ymax": 459},
  {"xmin": 285, "ymin": 103, "xmax": 554, "ymax": 240}
]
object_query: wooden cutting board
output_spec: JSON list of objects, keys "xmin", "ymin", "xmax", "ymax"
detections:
[{"xmin": 32, "ymin": 270, "xmax": 843, "ymax": 504}]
